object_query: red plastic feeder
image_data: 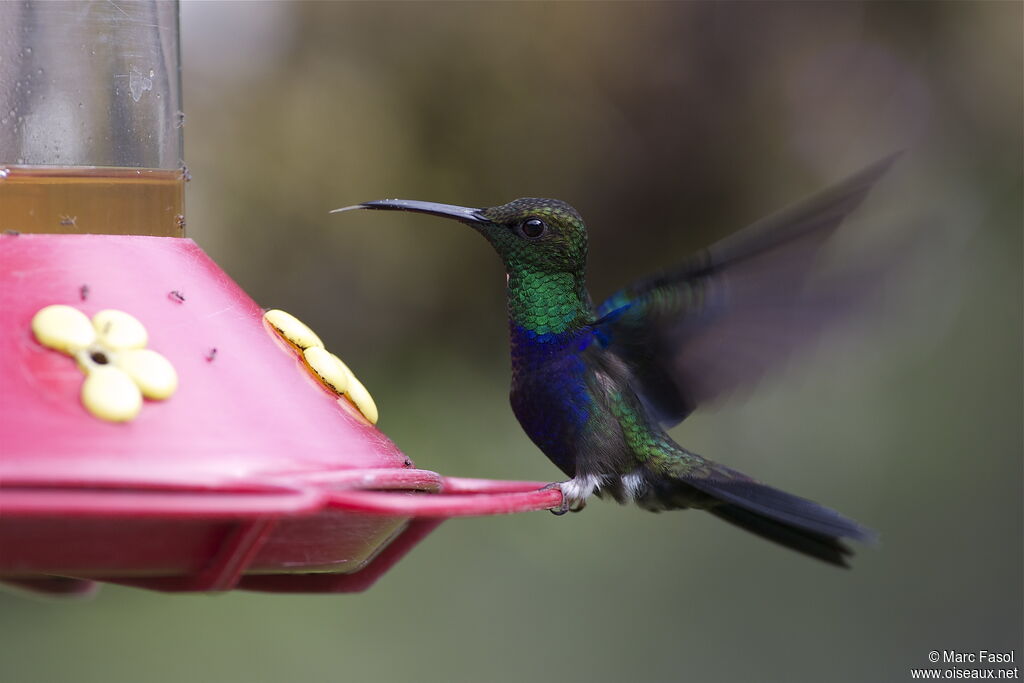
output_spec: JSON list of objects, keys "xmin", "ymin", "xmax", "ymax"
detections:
[{"xmin": 0, "ymin": 233, "xmax": 562, "ymax": 595}]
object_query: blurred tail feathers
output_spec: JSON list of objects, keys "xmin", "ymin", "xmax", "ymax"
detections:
[{"xmin": 675, "ymin": 464, "xmax": 878, "ymax": 567}]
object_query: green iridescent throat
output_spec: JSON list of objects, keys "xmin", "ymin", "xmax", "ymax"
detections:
[{"xmin": 506, "ymin": 269, "xmax": 592, "ymax": 335}]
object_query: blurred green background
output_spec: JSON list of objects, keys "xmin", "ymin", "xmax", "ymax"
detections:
[{"xmin": 2, "ymin": 2, "xmax": 1021, "ymax": 682}]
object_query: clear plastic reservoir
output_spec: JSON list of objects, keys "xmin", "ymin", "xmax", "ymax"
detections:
[{"xmin": 0, "ymin": 0, "xmax": 185, "ymax": 236}]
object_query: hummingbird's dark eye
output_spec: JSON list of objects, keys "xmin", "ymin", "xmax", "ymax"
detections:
[{"xmin": 519, "ymin": 217, "xmax": 547, "ymax": 239}]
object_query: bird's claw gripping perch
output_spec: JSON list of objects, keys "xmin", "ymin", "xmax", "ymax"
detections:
[{"xmin": 542, "ymin": 482, "xmax": 587, "ymax": 516}]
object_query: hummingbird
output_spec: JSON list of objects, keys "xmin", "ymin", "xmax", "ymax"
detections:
[{"xmin": 334, "ymin": 155, "xmax": 897, "ymax": 567}]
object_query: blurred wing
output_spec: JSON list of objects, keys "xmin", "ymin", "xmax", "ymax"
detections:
[{"xmin": 594, "ymin": 154, "xmax": 900, "ymax": 426}]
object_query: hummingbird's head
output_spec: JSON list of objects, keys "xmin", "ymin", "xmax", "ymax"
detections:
[{"xmin": 333, "ymin": 197, "xmax": 588, "ymax": 274}]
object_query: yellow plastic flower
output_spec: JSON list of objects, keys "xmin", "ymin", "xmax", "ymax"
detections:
[
  {"xmin": 264, "ymin": 308, "xmax": 378, "ymax": 424},
  {"xmin": 31, "ymin": 305, "xmax": 178, "ymax": 422}
]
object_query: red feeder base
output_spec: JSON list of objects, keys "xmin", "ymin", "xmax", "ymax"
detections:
[{"xmin": 0, "ymin": 234, "xmax": 560, "ymax": 594}]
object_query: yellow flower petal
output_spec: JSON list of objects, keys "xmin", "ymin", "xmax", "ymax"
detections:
[
  {"xmin": 345, "ymin": 372, "xmax": 378, "ymax": 425},
  {"xmin": 303, "ymin": 346, "xmax": 351, "ymax": 395},
  {"xmin": 32, "ymin": 305, "xmax": 96, "ymax": 354},
  {"xmin": 81, "ymin": 366, "xmax": 142, "ymax": 422},
  {"xmin": 264, "ymin": 309, "xmax": 324, "ymax": 350},
  {"xmin": 115, "ymin": 348, "xmax": 178, "ymax": 399},
  {"xmin": 93, "ymin": 309, "xmax": 148, "ymax": 350}
]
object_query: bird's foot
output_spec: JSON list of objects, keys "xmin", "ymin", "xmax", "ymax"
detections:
[
  {"xmin": 542, "ymin": 476, "xmax": 600, "ymax": 515},
  {"xmin": 542, "ymin": 482, "xmax": 584, "ymax": 515}
]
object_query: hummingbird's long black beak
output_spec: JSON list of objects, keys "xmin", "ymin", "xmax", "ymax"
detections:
[{"xmin": 331, "ymin": 199, "xmax": 488, "ymax": 226}]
